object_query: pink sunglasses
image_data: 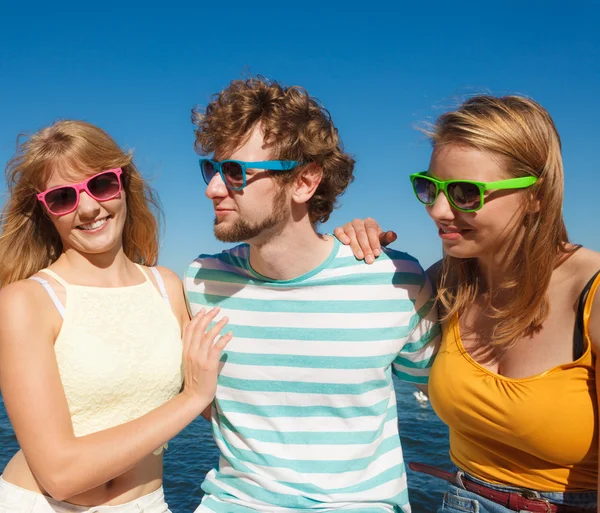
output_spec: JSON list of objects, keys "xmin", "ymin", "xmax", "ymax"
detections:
[{"xmin": 37, "ymin": 168, "xmax": 123, "ymax": 216}]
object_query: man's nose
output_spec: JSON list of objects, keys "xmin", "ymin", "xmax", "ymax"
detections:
[{"xmin": 205, "ymin": 172, "xmax": 228, "ymax": 199}]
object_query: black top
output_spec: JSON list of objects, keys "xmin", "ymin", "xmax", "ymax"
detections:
[{"xmin": 573, "ymin": 270, "xmax": 600, "ymax": 360}]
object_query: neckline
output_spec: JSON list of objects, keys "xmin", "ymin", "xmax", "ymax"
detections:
[
  {"xmin": 451, "ymin": 313, "xmax": 591, "ymax": 383},
  {"xmin": 40, "ymin": 264, "xmax": 150, "ymax": 290},
  {"xmin": 67, "ymin": 281, "xmax": 149, "ymax": 290},
  {"xmin": 243, "ymin": 235, "xmax": 340, "ymax": 284}
]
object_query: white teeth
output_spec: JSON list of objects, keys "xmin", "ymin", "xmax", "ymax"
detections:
[
  {"xmin": 441, "ymin": 227, "xmax": 458, "ymax": 234},
  {"xmin": 79, "ymin": 217, "xmax": 108, "ymax": 231}
]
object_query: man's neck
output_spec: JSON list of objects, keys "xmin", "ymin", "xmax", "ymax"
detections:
[{"xmin": 248, "ymin": 221, "xmax": 334, "ymax": 281}]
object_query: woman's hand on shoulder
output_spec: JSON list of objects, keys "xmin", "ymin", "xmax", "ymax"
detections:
[
  {"xmin": 333, "ymin": 218, "xmax": 397, "ymax": 264},
  {"xmin": 181, "ymin": 307, "xmax": 232, "ymax": 408}
]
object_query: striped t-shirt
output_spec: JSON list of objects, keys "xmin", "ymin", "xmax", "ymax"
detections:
[{"xmin": 185, "ymin": 237, "xmax": 439, "ymax": 513}]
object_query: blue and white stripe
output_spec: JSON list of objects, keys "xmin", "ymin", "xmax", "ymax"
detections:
[{"xmin": 186, "ymin": 237, "xmax": 439, "ymax": 513}]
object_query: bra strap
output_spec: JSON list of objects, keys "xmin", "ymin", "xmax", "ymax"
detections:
[
  {"xmin": 148, "ymin": 266, "xmax": 171, "ymax": 308},
  {"xmin": 28, "ymin": 276, "xmax": 66, "ymax": 318},
  {"xmin": 573, "ymin": 269, "xmax": 600, "ymax": 359}
]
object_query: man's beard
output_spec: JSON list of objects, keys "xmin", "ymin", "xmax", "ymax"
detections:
[{"xmin": 213, "ymin": 187, "xmax": 289, "ymax": 243}]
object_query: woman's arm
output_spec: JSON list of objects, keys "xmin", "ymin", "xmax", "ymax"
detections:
[
  {"xmin": 0, "ymin": 276, "xmax": 230, "ymax": 501},
  {"xmin": 333, "ymin": 218, "xmax": 397, "ymax": 263}
]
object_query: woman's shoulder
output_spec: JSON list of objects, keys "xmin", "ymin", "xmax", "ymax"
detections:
[
  {"xmin": 565, "ymin": 246, "xmax": 600, "ymax": 288},
  {"xmin": 0, "ymin": 277, "xmax": 49, "ymax": 309},
  {"xmin": 0, "ymin": 277, "xmax": 58, "ymax": 331},
  {"xmin": 567, "ymin": 247, "xmax": 600, "ymax": 347}
]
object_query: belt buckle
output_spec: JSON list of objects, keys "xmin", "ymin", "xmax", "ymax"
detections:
[{"xmin": 519, "ymin": 490, "xmax": 553, "ymax": 513}]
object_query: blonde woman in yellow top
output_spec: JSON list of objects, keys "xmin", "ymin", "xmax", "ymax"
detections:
[
  {"xmin": 0, "ymin": 121, "xmax": 231, "ymax": 512},
  {"xmin": 336, "ymin": 95, "xmax": 599, "ymax": 512}
]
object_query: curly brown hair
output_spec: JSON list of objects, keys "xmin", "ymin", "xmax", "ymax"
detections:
[{"xmin": 192, "ymin": 77, "xmax": 355, "ymax": 225}]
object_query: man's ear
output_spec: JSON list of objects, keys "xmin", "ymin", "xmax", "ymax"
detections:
[{"xmin": 291, "ymin": 164, "xmax": 323, "ymax": 205}]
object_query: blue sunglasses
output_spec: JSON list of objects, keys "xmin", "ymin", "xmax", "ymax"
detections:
[{"xmin": 199, "ymin": 159, "xmax": 301, "ymax": 191}]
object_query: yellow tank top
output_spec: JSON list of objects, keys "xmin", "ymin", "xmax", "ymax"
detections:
[
  {"xmin": 36, "ymin": 265, "xmax": 183, "ymax": 454},
  {"xmin": 429, "ymin": 274, "xmax": 599, "ymax": 491}
]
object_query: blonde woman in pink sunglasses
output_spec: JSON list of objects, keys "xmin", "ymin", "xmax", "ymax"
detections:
[{"xmin": 0, "ymin": 120, "xmax": 231, "ymax": 513}]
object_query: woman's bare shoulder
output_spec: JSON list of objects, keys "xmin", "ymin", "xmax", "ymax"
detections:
[
  {"xmin": 568, "ymin": 246, "xmax": 600, "ymax": 286},
  {"xmin": 0, "ymin": 278, "xmax": 49, "ymax": 313},
  {"xmin": 0, "ymin": 278, "xmax": 58, "ymax": 344}
]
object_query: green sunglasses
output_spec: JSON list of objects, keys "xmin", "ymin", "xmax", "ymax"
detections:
[{"xmin": 409, "ymin": 171, "xmax": 538, "ymax": 212}]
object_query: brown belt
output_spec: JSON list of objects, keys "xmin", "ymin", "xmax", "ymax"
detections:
[{"xmin": 408, "ymin": 462, "xmax": 596, "ymax": 513}]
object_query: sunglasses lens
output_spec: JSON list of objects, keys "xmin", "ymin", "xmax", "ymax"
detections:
[
  {"xmin": 44, "ymin": 187, "xmax": 78, "ymax": 215},
  {"xmin": 88, "ymin": 172, "xmax": 121, "ymax": 201},
  {"xmin": 221, "ymin": 161, "xmax": 244, "ymax": 189},
  {"xmin": 413, "ymin": 177, "xmax": 437, "ymax": 204},
  {"xmin": 447, "ymin": 182, "xmax": 481, "ymax": 211},
  {"xmin": 201, "ymin": 160, "xmax": 216, "ymax": 184}
]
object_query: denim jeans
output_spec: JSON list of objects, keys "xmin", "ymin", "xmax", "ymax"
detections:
[{"xmin": 438, "ymin": 469, "xmax": 597, "ymax": 513}]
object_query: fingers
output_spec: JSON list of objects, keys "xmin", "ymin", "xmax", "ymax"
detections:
[
  {"xmin": 184, "ymin": 307, "xmax": 219, "ymax": 356},
  {"xmin": 334, "ymin": 218, "xmax": 391, "ymax": 264},
  {"xmin": 350, "ymin": 218, "xmax": 375, "ymax": 264},
  {"xmin": 381, "ymin": 230, "xmax": 398, "ymax": 246},
  {"xmin": 333, "ymin": 225, "xmax": 351, "ymax": 245},
  {"xmin": 336, "ymin": 222, "xmax": 364, "ymax": 260},
  {"xmin": 212, "ymin": 331, "xmax": 233, "ymax": 354},
  {"xmin": 364, "ymin": 218, "xmax": 383, "ymax": 261},
  {"xmin": 184, "ymin": 307, "xmax": 232, "ymax": 365},
  {"xmin": 198, "ymin": 316, "xmax": 229, "ymax": 360},
  {"xmin": 335, "ymin": 222, "xmax": 362, "ymax": 258}
]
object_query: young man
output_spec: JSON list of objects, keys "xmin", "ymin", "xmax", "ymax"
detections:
[{"xmin": 185, "ymin": 77, "xmax": 440, "ymax": 513}]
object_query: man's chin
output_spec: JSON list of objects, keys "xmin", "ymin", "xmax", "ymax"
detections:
[
  {"xmin": 213, "ymin": 223, "xmax": 252, "ymax": 243},
  {"xmin": 214, "ymin": 228, "xmax": 244, "ymax": 243}
]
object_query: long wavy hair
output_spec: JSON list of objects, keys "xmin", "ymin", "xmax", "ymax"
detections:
[
  {"xmin": 192, "ymin": 76, "xmax": 355, "ymax": 225},
  {"xmin": 0, "ymin": 120, "xmax": 162, "ymax": 286},
  {"xmin": 429, "ymin": 95, "xmax": 573, "ymax": 349}
]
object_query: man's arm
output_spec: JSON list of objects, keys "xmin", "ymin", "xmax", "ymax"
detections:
[{"xmin": 392, "ymin": 266, "xmax": 441, "ymax": 395}]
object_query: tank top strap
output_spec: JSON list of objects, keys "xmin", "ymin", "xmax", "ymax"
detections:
[
  {"xmin": 38, "ymin": 268, "xmax": 70, "ymax": 288},
  {"xmin": 28, "ymin": 276, "xmax": 66, "ymax": 318},
  {"xmin": 135, "ymin": 264, "xmax": 171, "ymax": 308},
  {"xmin": 134, "ymin": 263, "xmax": 152, "ymax": 283}
]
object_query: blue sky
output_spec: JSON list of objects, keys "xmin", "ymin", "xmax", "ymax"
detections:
[{"xmin": 1, "ymin": 1, "xmax": 598, "ymax": 275}]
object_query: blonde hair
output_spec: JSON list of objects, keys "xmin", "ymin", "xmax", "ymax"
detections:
[
  {"xmin": 429, "ymin": 95, "xmax": 572, "ymax": 348},
  {"xmin": 192, "ymin": 76, "xmax": 355, "ymax": 225},
  {"xmin": 0, "ymin": 120, "xmax": 162, "ymax": 286}
]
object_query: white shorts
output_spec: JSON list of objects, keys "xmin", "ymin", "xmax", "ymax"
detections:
[{"xmin": 0, "ymin": 477, "xmax": 171, "ymax": 513}]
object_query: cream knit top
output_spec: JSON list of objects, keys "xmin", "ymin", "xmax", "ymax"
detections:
[{"xmin": 31, "ymin": 265, "xmax": 183, "ymax": 454}]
